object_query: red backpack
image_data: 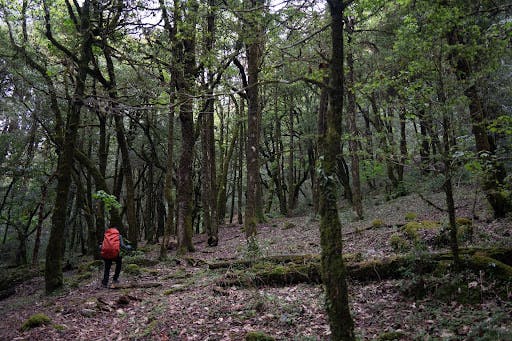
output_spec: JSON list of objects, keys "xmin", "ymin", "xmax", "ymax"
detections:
[{"xmin": 101, "ymin": 228, "xmax": 120, "ymax": 259}]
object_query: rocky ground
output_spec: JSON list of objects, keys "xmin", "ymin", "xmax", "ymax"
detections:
[{"xmin": 1, "ymin": 186, "xmax": 511, "ymax": 340}]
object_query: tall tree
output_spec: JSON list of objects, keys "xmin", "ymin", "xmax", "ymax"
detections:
[
  {"xmin": 175, "ymin": 0, "xmax": 199, "ymax": 254},
  {"xmin": 201, "ymin": 0, "xmax": 219, "ymax": 246},
  {"xmin": 345, "ymin": 15, "xmax": 363, "ymax": 219},
  {"xmin": 43, "ymin": 0, "xmax": 93, "ymax": 293},
  {"xmin": 318, "ymin": 0, "xmax": 355, "ymax": 339},
  {"xmin": 244, "ymin": 0, "xmax": 265, "ymax": 239}
]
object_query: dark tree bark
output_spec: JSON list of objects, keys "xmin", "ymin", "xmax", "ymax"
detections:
[
  {"xmin": 200, "ymin": 0, "xmax": 219, "ymax": 246},
  {"xmin": 237, "ymin": 119, "xmax": 245, "ymax": 225},
  {"xmin": 175, "ymin": 1, "xmax": 198, "ymax": 255},
  {"xmin": 160, "ymin": 93, "xmax": 176, "ymax": 260},
  {"xmin": 319, "ymin": 1, "xmax": 355, "ymax": 339},
  {"xmin": 217, "ymin": 125, "xmax": 239, "ymax": 224},
  {"xmin": 287, "ymin": 108, "xmax": 296, "ymax": 213},
  {"xmin": 32, "ymin": 182, "xmax": 49, "ymax": 266},
  {"xmin": 244, "ymin": 0, "xmax": 265, "ymax": 239},
  {"xmin": 44, "ymin": 0, "xmax": 93, "ymax": 293},
  {"xmin": 345, "ymin": 16, "xmax": 363, "ymax": 219}
]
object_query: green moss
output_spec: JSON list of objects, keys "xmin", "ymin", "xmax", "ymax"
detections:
[
  {"xmin": 125, "ymin": 263, "xmax": 141, "ymax": 275},
  {"xmin": 467, "ymin": 255, "xmax": 512, "ymax": 280},
  {"xmin": 53, "ymin": 324, "xmax": 65, "ymax": 331},
  {"xmin": 456, "ymin": 217, "xmax": 472, "ymax": 226},
  {"xmin": 143, "ymin": 268, "xmax": 160, "ymax": 276},
  {"xmin": 378, "ymin": 331, "xmax": 406, "ymax": 340},
  {"xmin": 123, "ymin": 254, "xmax": 159, "ymax": 267},
  {"xmin": 405, "ymin": 212, "xmax": 417, "ymax": 221},
  {"xmin": 245, "ymin": 331, "xmax": 275, "ymax": 341},
  {"xmin": 164, "ymin": 284, "xmax": 188, "ymax": 295},
  {"xmin": 389, "ymin": 233, "xmax": 410, "ymax": 252},
  {"xmin": 372, "ymin": 219, "xmax": 385, "ymax": 228},
  {"xmin": 419, "ymin": 220, "xmax": 440, "ymax": 229},
  {"xmin": 403, "ymin": 222, "xmax": 420, "ymax": 240},
  {"xmin": 282, "ymin": 222, "xmax": 296, "ymax": 230},
  {"xmin": 20, "ymin": 313, "xmax": 51, "ymax": 331}
]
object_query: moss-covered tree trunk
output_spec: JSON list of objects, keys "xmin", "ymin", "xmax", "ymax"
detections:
[
  {"xmin": 44, "ymin": 0, "xmax": 93, "ymax": 293},
  {"xmin": 175, "ymin": 1, "xmax": 198, "ymax": 255},
  {"xmin": 319, "ymin": 1, "xmax": 355, "ymax": 339},
  {"xmin": 244, "ymin": 0, "xmax": 265, "ymax": 239},
  {"xmin": 345, "ymin": 17, "xmax": 363, "ymax": 219}
]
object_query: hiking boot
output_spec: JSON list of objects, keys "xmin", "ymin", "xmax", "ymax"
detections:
[
  {"xmin": 113, "ymin": 279, "xmax": 119, "ymax": 284},
  {"xmin": 101, "ymin": 281, "xmax": 108, "ymax": 288}
]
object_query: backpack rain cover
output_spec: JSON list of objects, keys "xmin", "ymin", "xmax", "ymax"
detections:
[{"xmin": 101, "ymin": 228, "xmax": 120, "ymax": 259}]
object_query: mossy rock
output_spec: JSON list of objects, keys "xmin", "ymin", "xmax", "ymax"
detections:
[
  {"xmin": 20, "ymin": 313, "xmax": 51, "ymax": 331},
  {"xmin": 372, "ymin": 219, "xmax": 385, "ymax": 228},
  {"xmin": 125, "ymin": 263, "xmax": 141, "ymax": 275},
  {"xmin": 245, "ymin": 331, "xmax": 275, "ymax": 341},
  {"xmin": 378, "ymin": 331, "xmax": 406, "ymax": 340},
  {"xmin": 404, "ymin": 212, "xmax": 417, "ymax": 221}
]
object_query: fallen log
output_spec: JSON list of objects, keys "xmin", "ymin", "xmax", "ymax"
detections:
[{"xmin": 215, "ymin": 248, "xmax": 512, "ymax": 288}]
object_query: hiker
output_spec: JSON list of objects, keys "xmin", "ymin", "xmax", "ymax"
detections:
[{"xmin": 100, "ymin": 227, "xmax": 131, "ymax": 287}]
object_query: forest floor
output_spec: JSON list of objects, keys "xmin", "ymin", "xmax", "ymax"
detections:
[{"xmin": 1, "ymin": 185, "xmax": 511, "ymax": 340}]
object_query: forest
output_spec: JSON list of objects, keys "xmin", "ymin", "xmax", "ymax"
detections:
[{"xmin": 0, "ymin": 0, "xmax": 511, "ymax": 340}]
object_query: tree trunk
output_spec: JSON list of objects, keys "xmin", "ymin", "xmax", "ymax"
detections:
[
  {"xmin": 217, "ymin": 126, "xmax": 239, "ymax": 224},
  {"xmin": 244, "ymin": 0, "xmax": 265, "ymax": 239},
  {"xmin": 176, "ymin": 12, "xmax": 198, "ymax": 254},
  {"xmin": 319, "ymin": 1, "xmax": 355, "ymax": 339},
  {"xmin": 237, "ymin": 120, "xmax": 244, "ymax": 225},
  {"xmin": 32, "ymin": 183, "xmax": 49, "ymax": 266},
  {"xmin": 287, "ymin": 108, "xmax": 296, "ymax": 214},
  {"xmin": 346, "ymin": 17, "xmax": 363, "ymax": 219},
  {"xmin": 113, "ymin": 115, "xmax": 137, "ymax": 247},
  {"xmin": 45, "ymin": 0, "xmax": 93, "ymax": 293},
  {"xmin": 446, "ymin": 25, "xmax": 511, "ymax": 218}
]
